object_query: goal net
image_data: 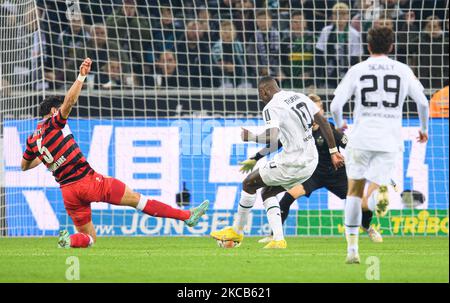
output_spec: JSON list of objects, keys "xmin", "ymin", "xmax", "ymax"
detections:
[{"xmin": 1, "ymin": 0, "xmax": 448, "ymax": 237}]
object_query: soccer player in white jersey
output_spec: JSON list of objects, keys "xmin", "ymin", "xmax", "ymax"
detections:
[
  {"xmin": 211, "ymin": 77, "xmax": 345, "ymax": 248},
  {"xmin": 330, "ymin": 27, "xmax": 429, "ymax": 263}
]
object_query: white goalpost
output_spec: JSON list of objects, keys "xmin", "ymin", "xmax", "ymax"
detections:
[{"xmin": 0, "ymin": 0, "xmax": 448, "ymax": 237}]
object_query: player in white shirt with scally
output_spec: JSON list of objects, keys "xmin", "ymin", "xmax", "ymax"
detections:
[
  {"xmin": 211, "ymin": 77, "xmax": 345, "ymax": 248},
  {"xmin": 330, "ymin": 26, "xmax": 429, "ymax": 264}
]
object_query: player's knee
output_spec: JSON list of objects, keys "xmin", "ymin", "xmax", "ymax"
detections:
[
  {"xmin": 120, "ymin": 187, "xmax": 140, "ymax": 207},
  {"xmin": 242, "ymin": 177, "xmax": 256, "ymax": 194},
  {"xmin": 131, "ymin": 191, "xmax": 140, "ymax": 203},
  {"xmin": 347, "ymin": 180, "xmax": 365, "ymax": 198},
  {"xmin": 348, "ymin": 188, "xmax": 364, "ymax": 198},
  {"xmin": 288, "ymin": 185, "xmax": 305, "ymax": 199}
]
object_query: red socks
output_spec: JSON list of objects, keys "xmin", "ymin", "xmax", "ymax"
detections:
[
  {"xmin": 143, "ymin": 199, "xmax": 191, "ymax": 221},
  {"xmin": 70, "ymin": 233, "xmax": 93, "ymax": 248}
]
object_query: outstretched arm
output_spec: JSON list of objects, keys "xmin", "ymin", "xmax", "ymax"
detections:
[
  {"xmin": 241, "ymin": 127, "xmax": 280, "ymax": 149},
  {"xmin": 60, "ymin": 58, "xmax": 92, "ymax": 119}
]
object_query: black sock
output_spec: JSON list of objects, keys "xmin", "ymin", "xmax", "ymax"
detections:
[
  {"xmin": 361, "ymin": 210, "xmax": 373, "ymax": 230},
  {"xmin": 279, "ymin": 192, "xmax": 296, "ymax": 225}
]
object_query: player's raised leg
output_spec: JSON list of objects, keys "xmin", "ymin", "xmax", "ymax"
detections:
[
  {"xmin": 365, "ymin": 183, "xmax": 390, "ymax": 218},
  {"xmin": 361, "ymin": 182, "xmax": 383, "ymax": 243},
  {"xmin": 114, "ymin": 179, "xmax": 209, "ymax": 227},
  {"xmin": 59, "ymin": 172, "xmax": 209, "ymax": 248}
]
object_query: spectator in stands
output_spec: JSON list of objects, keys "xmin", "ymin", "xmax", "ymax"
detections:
[
  {"xmin": 288, "ymin": 0, "xmax": 328, "ymax": 32},
  {"xmin": 215, "ymin": 0, "xmax": 234, "ymax": 19},
  {"xmin": 99, "ymin": 59, "xmax": 137, "ymax": 89},
  {"xmin": 71, "ymin": 23, "xmax": 131, "ymax": 87},
  {"xmin": 106, "ymin": 0, "xmax": 153, "ymax": 86},
  {"xmin": 379, "ymin": 0, "xmax": 405, "ymax": 20},
  {"xmin": 152, "ymin": 6, "xmax": 184, "ymax": 56},
  {"xmin": 410, "ymin": 15, "xmax": 449, "ymax": 89},
  {"xmin": 396, "ymin": 10, "xmax": 418, "ymax": 64},
  {"xmin": 146, "ymin": 51, "xmax": 188, "ymax": 88},
  {"xmin": 54, "ymin": 14, "xmax": 90, "ymax": 87},
  {"xmin": 373, "ymin": 16, "xmax": 394, "ymax": 29},
  {"xmin": 271, "ymin": 0, "xmax": 290, "ymax": 32},
  {"xmin": 176, "ymin": 20, "xmax": 216, "ymax": 88},
  {"xmin": 247, "ymin": 9, "xmax": 284, "ymax": 86},
  {"xmin": 0, "ymin": 2, "xmax": 17, "ymax": 89},
  {"xmin": 351, "ymin": 0, "xmax": 383, "ymax": 56},
  {"xmin": 17, "ymin": 4, "xmax": 56, "ymax": 90},
  {"xmin": 197, "ymin": 6, "xmax": 220, "ymax": 44},
  {"xmin": 232, "ymin": 0, "xmax": 256, "ymax": 45},
  {"xmin": 351, "ymin": 0, "xmax": 382, "ymax": 33},
  {"xmin": 280, "ymin": 11, "xmax": 315, "ymax": 89},
  {"xmin": 316, "ymin": 2, "xmax": 363, "ymax": 87},
  {"xmin": 79, "ymin": 0, "xmax": 117, "ymax": 24},
  {"xmin": 211, "ymin": 20, "xmax": 249, "ymax": 88}
]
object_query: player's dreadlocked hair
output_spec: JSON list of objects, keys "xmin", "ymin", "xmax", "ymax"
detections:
[
  {"xmin": 38, "ymin": 96, "xmax": 63, "ymax": 117},
  {"xmin": 367, "ymin": 26, "xmax": 394, "ymax": 55}
]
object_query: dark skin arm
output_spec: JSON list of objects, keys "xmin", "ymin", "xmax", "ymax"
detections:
[{"xmin": 313, "ymin": 112, "xmax": 345, "ymax": 170}]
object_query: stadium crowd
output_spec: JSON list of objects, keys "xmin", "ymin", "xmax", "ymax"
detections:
[{"xmin": 0, "ymin": 0, "xmax": 448, "ymax": 93}]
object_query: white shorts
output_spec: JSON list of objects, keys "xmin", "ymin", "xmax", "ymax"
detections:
[
  {"xmin": 345, "ymin": 147, "xmax": 398, "ymax": 185},
  {"xmin": 259, "ymin": 159, "xmax": 318, "ymax": 190}
]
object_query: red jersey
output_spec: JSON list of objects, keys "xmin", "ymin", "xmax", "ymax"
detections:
[{"xmin": 22, "ymin": 110, "xmax": 92, "ymax": 186}]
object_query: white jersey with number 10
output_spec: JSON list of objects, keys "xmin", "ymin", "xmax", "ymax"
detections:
[
  {"xmin": 262, "ymin": 90, "xmax": 319, "ymax": 166},
  {"xmin": 331, "ymin": 55, "xmax": 429, "ymax": 153}
]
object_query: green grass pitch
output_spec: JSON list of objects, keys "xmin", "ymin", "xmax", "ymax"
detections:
[{"xmin": 0, "ymin": 236, "xmax": 448, "ymax": 283}]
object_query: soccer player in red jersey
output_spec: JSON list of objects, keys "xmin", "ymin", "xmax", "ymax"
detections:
[{"xmin": 21, "ymin": 58, "xmax": 209, "ymax": 248}]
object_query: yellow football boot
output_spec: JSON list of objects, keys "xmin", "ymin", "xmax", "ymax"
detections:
[
  {"xmin": 210, "ymin": 227, "xmax": 244, "ymax": 243},
  {"xmin": 263, "ymin": 239, "xmax": 287, "ymax": 249}
]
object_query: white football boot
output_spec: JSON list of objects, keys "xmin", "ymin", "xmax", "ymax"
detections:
[
  {"xmin": 367, "ymin": 226, "xmax": 383, "ymax": 243},
  {"xmin": 258, "ymin": 236, "xmax": 273, "ymax": 243},
  {"xmin": 345, "ymin": 250, "xmax": 361, "ymax": 264}
]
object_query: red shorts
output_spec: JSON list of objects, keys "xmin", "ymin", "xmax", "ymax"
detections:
[{"xmin": 61, "ymin": 170, "xmax": 126, "ymax": 227}]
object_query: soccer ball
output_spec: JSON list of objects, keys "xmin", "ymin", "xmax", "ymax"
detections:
[{"xmin": 216, "ymin": 239, "xmax": 240, "ymax": 248}]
